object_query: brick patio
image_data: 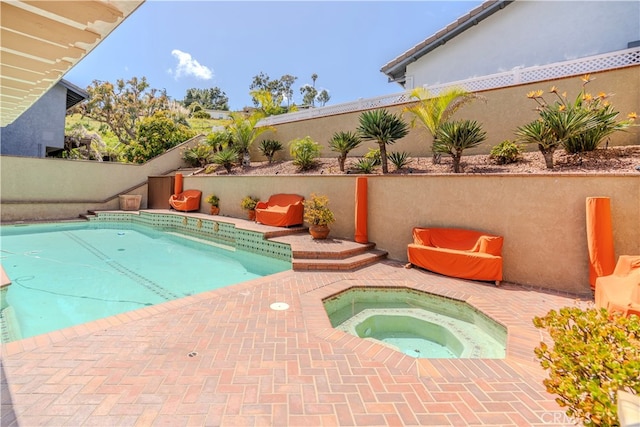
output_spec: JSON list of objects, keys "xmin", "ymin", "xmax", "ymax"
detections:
[{"xmin": 1, "ymin": 224, "xmax": 591, "ymax": 426}]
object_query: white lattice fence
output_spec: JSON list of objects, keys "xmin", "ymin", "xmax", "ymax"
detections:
[{"xmin": 258, "ymin": 47, "xmax": 640, "ymax": 127}]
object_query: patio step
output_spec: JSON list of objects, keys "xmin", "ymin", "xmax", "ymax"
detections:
[
  {"xmin": 292, "ymin": 249, "xmax": 388, "ymax": 271},
  {"xmin": 269, "ymin": 233, "xmax": 388, "ymax": 271}
]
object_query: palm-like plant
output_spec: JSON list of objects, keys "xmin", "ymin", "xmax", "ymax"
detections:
[
  {"xmin": 404, "ymin": 87, "xmax": 478, "ymax": 164},
  {"xmin": 227, "ymin": 112, "xmax": 273, "ymax": 166},
  {"xmin": 258, "ymin": 139, "xmax": 283, "ymax": 163},
  {"xmin": 182, "ymin": 142, "xmax": 214, "ymax": 167},
  {"xmin": 434, "ymin": 120, "xmax": 487, "ymax": 173},
  {"xmin": 212, "ymin": 147, "xmax": 238, "ymax": 173},
  {"xmin": 357, "ymin": 109, "xmax": 409, "ymax": 174},
  {"xmin": 328, "ymin": 131, "xmax": 362, "ymax": 172}
]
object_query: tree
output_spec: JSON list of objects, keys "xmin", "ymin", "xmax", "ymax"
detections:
[
  {"xmin": 183, "ymin": 87, "xmax": 229, "ymax": 110},
  {"xmin": 317, "ymin": 89, "xmax": 331, "ymax": 107},
  {"xmin": 404, "ymin": 87, "xmax": 478, "ymax": 164},
  {"xmin": 123, "ymin": 111, "xmax": 196, "ymax": 163},
  {"xmin": 357, "ymin": 109, "xmax": 409, "ymax": 174},
  {"xmin": 250, "ymin": 89, "xmax": 286, "ymax": 116},
  {"xmin": 250, "ymin": 72, "xmax": 298, "ymax": 108},
  {"xmin": 76, "ymin": 76, "xmax": 170, "ymax": 146},
  {"xmin": 300, "ymin": 84, "xmax": 318, "ymax": 107}
]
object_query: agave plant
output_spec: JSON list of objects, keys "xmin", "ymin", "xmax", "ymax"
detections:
[
  {"xmin": 404, "ymin": 87, "xmax": 479, "ymax": 164},
  {"xmin": 328, "ymin": 131, "xmax": 362, "ymax": 172},
  {"xmin": 434, "ymin": 120, "xmax": 486, "ymax": 173},
  {"xmin": 388, "ymin": 151, "xmax": 411, "ymax": 170},
  {"xmin": 357, "ymin": 109, "xmax": 409, "ymax": 174}
]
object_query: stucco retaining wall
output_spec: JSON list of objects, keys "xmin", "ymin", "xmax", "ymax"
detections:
[{"xmin": 2, "ymin": 156, "xmax": 638, "ymax": 295}]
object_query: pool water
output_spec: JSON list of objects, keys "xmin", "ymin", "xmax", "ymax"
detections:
[{"xmin": 0, "ymin": 222, "xmax": 290, "ymax": 342}]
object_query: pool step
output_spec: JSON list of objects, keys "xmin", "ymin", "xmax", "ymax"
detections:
[{"xmin": 269, "ymin": 234, "xmax": 388, "ymax": 271}]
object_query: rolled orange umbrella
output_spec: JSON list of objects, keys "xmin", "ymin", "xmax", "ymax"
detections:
[
  {"xmin": 586, "ymin": 197, "xmax": 616, "ymax": 290},
  {"xmin": 174, "ymin": 173, "xmax": 183, "ymax": 195},
  {"xmin": 354, "ymin": 177, "xmax": 368, "ymax": 243}
]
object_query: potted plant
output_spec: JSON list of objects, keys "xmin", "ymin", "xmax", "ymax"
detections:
[
  {"xmin": 241, "ymin": 196, "xmax": 259, "ymax": 221},
  {"xmin": 303, "ymin": 193, "xmax": 335, "ymax": 239},
  {"xmin": 205, "ymin": 194, "xmax": 220, "ymax": 215}
]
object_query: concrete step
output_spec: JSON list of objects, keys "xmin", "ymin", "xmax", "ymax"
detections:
[{"xmin": 292, "ymin": 249, "xmax": 388, "ymax": 271}]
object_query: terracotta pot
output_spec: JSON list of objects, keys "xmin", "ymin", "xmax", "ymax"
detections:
[
  {"xmin": 210, "ymin": 206, "xmax": 220, "ymax": 215},
  {"xmin": 309, "ymin": 224, "xmax": 330, "ymax": 240},
  {"xmin": 247, "ymin": 209, "xmax": 256, "ymax": 221}
]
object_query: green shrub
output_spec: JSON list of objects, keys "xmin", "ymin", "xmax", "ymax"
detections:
[
  {"xmin": 364, "ymin": 148, "xmax": 381, "ymax": 166},
  {"xmin": 328, "ymin": 131, "xmax": 362, "ymax": 172},
  {"xmin": 258, "ymin": 139, "xmax": 283, "ymax": 163},
  {"xmin": 388, "ymin": 151, "xmax": 411, "ymax": 170},
  {"xmin": 353, "ymin": 158, "xmax": 377, "ymax": 174},
  {"xmin": 489, "ymin": 140, "xmax": 523, "ymax": 164},
  {"xmin": 192, "ymin": 110, "xmax": 211, "ymax": 119},
  {"xmin": 533, "ymin": 307, "xmax": 640, "ymax": 426},
  {"xmin": 289, "ymin": 136, "xmax": 321, "ymax": 171}
]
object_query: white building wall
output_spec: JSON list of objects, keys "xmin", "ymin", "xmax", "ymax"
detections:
[{"xmin": 405, "ymin": 1, "xmax": 640, "ymax": 88}]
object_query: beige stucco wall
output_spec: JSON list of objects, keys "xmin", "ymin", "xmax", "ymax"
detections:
[
  {"xmin": 4, "ymin": 154, "xmax": 638, "ymax": 295},
  {"xmin": 253, "ymin": 66, "xmax": 639, "ymax": 161}
]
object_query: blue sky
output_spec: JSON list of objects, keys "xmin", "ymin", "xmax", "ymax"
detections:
[{"xmin": 65, "ymin": 1, "xmax": 483, "ymax": 110}]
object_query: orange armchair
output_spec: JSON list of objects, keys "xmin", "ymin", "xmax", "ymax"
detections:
[
  {"xmin": 255, "ymin": 194, "xmax": 304, "ymax": 227},
  {"xmin": 407, "ymin": 227, "xmax": 504, "ymax": 285},
  {"xmin": 169, "ymin": 189, "xmax": 202, "ymax": 212},
  {"xmin": 595, "ymin": 255, "xmax": 640, "ymax": 317}
]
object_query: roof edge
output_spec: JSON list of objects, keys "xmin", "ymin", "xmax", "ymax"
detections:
[{"xmin": 381, "ymin": 0, "xmax": 515, "ymax": 84}]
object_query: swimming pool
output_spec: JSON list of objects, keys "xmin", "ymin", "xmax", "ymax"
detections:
[{"xmin": 0, "ymin": 222, "xmax": 290, "ymax": 342}]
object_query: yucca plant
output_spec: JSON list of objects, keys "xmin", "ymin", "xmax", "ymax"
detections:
[
  {"xmin": 212, "ymin": 147, "xmax": 238, "ymax": 173},
  {"xmin": 328, "ymin": 131, "xmax": 362, "ymax": 172},
  {"xmin": 258, "ymin": 139, "xmax": 283, "ymax": 163},
  {"xmin": 434, "ymin": 120, "xmax": 486, "ymax": 173},
  {"xmin": 388, "ymin": 151, "xmax": 411, "ymax": 170},
  {"xmin": 404, "ymin": 87, "xmax": 479, "ymax": 164},
  {"xmin": 357, "ymin": 109, "xmax": 409, "ymax": 174}
]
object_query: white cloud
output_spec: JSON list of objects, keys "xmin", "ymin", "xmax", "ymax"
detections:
[{"xmin": 169, "ymin": 49, "xmax": 213, "ymax": 80}]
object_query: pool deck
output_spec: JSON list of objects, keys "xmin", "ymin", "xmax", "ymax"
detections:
[{"xmin": 1, "ymin": 218, "xmax": 592, "ymax": 426}]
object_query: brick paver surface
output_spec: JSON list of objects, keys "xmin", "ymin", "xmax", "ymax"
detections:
[{"xmin": 1, "ymin": 253, "xmax": 590, "ymax": 426}]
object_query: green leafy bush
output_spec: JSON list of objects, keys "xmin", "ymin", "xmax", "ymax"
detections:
[
  {"xmin": 489, "ymin": 140, "xmax": 523, "ymax": 165},
  {"xmin": 388, "ymin": 151, "xmax": 411, "ymax": 170},
  {"xmin": 192, "ymin": 110, "xmax": 211, "ymax": 119},
  {"xmin": 533, "ymin": 307, "xmax": 640, "ymax": 426},
  {"xmin": 289, "ymin": 136, "xmax": 321, "ymax": 171},
  {"xmin": 364, "ymin": 148, "xmax": 381, "ymax": 166}
]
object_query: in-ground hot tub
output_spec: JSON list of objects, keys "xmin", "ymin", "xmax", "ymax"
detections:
[{"xmin": 323, "ymin": 287, "xmax": 506, "ymax": 359}]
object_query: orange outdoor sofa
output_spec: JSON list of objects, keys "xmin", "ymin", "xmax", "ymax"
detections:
[
  {"xmin": 255, "ymin": 194, "xmax": 304, "ymax": 227},
  {"xmin": 407, "ymin": 227, "xmax": 504, "ymax": 285},
  {"xmin": 595, "ymin": 255, "xmax": 640, "ymax": 317},
  {"xmin": 169, "ymin": 189, "xmax": 202, "ymax": 212}
]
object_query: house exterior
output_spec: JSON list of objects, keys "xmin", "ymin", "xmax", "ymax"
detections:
[
  {"xmin": 0, "ymin": 79, "xmax": 87, "ymax": 158},
  {"xmin": 381, "ymin": 0, "xmax": 640, "ymax": 89}
]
